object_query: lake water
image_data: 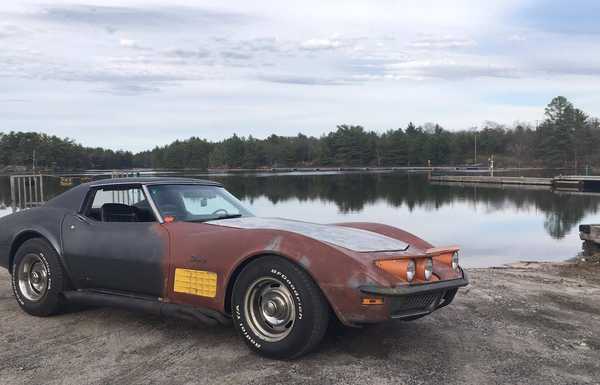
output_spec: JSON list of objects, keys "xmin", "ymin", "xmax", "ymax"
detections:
[{"xmin": 1, "ymin": 171, "xmax": 599, "ymax": 268}]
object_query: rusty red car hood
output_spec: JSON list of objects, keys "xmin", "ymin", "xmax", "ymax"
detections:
[{"xmin": 207, "ymin": 217, "xmax": 410, "ymax": 252}]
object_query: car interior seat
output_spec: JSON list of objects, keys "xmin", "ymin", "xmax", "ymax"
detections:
[{"xmin": 100, "ymin": 203, "xmax": 138, "ymax": 222}]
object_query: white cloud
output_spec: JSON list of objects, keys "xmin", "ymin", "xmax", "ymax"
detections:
[
  {"xmin": 165, "ymin": 48, "xmax": 211, "ymax": 59},
  {"xmin": 0, "ymin": 24, "xmax": 21, "ymax": 39},
  {"xmin": 508, "ymin": 34, "xmax": 527, "ymax": 42},
  {"xmin": 119, "ymin": 38, "xmax": 137, "ymax": 47},
  {"xmin": 409, "ymin": 35, "xmax": 476, "ymax": 49},
  {"xmin": 258, "ymin": 73, "xmax": 354, "ymax": 85},
  {"xmin": 384, "ymin": 57, "xmax": 518, "ymax": 80},
  {"xmin": 220, "ymin": 51, "xmax": 252, "ymax": 60},
  {"xmin": 299, "ymin": 38, "xmax": 342, "ymax": 51}
]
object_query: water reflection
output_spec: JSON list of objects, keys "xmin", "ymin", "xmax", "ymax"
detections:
[
  {"xmin": 211, "ymin": 173, "xmax": 600, "ymax": 240},
  {"xmin": 2, "ymin": 173, "xmax": 600, "ymax": 240},
  {"xmin": 1, "ymin": 172, "xmax": 600, "ymax": 266}
]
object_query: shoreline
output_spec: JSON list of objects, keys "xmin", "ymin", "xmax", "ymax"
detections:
[{"xmin": 0, "ymin": 166, "xmax": 553, "ymax": 178}]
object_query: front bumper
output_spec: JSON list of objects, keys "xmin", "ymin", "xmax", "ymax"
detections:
[{"xmin": 359, "ymin": 269, "xmax": 469, "ymax": 320}]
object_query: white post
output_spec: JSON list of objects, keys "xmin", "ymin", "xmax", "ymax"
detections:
[
  {"xmin": 10, "ymin": 176, "xmax": 16, "ymax": 212},
  {"xmin": 39, "ymin": 175, "xmax": 44, "ymax": 204}
]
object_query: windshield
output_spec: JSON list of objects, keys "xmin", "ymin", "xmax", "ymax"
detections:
[{"xmin": 147, "ymin": 184, "xmax": 253, "ymax": 223}]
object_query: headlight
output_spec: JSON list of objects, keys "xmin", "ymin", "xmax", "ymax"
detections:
[
  {"xmin": 424, "ymin": 258, "xmax": 433, "ymax": 280},
  {"xmin": 375, "ymin": 258, "xmax": 417, "ymax": 282},
  {"xmin": 406, "ymin": 259, "xmax": 416, "ymax": 282},
  {"xmin": 452, "ymin": 251, "xmax": 459, "ymax": 270}
]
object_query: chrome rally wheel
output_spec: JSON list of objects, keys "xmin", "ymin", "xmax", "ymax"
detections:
[
  {"xmin": 11, "ymin": 238, "xmax": 66, "ymax": 317},
  {"xmin": 244, "ymin": 277, "xmax": 296, "ymax": 342},
  {"xmin": 17, "ymin": 253, "xmax": 49, "ymax": 302}
]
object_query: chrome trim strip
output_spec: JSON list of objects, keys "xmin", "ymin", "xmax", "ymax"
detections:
[{"xmin": 142, "ymin": 185, "xmax": 164, "ymax": 224}]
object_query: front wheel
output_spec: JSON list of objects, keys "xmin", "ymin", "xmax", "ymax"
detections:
[{"xmin": 231, "ymin": 256, "xmax": 329, "ymax": 359}]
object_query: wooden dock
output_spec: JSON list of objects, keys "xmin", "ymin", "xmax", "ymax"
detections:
[
  {"xmin": 429, "ymin": 175, "xmax": 552, "ymax": 186},
  {"xmin": 429, "ymin": 175, "xmax": 600, "ymax": 192},
  {"xmin": 580, "ymin": 224, "xmax": 600, "ymax": 244}
]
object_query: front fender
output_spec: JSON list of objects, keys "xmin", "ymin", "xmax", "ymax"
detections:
[
  {"xmin": 165, "ymin": 221, "xmax": 396, "ymax": 326},
  {"xmin": 236, "ymin": 237, "xmax": 396, "ymax": 326}
]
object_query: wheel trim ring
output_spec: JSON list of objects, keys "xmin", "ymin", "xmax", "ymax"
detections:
[
  {"xmin": 244, "ymin": 277, "xmax": 296, "ymax": 342},
  {"xmin": 17, "ymin": 253, "xmax": 49, "ymax": 302}
]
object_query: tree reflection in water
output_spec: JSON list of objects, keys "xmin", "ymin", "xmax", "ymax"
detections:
[
  {"xmin": 213, "ymin": 173, "xmax": 600, "ymax": 240},
  {"xmin": 1, "ymin": 172, "xmax": 599, "ymax": 239}
]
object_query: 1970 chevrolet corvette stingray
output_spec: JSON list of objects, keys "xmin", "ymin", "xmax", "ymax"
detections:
[{"xmin": 0, "ymin": 177, "xmax": 468, "ymax": 358}]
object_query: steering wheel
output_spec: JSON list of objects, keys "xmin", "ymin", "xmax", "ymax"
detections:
[
  {"xmin": 160, "ymin": 204, "xmax": 181, "ymax": 218},
  {"xmin": 211, "ymin": 208, "xmax": 228, "ymax": 216}
]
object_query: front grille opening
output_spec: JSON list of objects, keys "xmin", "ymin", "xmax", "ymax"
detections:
[{"xmin": 390, "ymin": 291, "xmax": 444, "ymax": 317}]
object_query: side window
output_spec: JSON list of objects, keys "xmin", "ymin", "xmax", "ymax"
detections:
[{"xmin": 85, "ymin": 187, "xmax": 156, "ymax": 223}]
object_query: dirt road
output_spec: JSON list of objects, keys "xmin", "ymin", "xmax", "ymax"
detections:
[{"xmin": 1, "ymin": 263, "xmax": 599, "ymax": 385}]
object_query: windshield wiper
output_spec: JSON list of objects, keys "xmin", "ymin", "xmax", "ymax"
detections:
[
  {"xmin": 212, "ymin": 214, "xmax": 243, "ymax": 220},
  {"xmin": 186, "ymin": 214, "xmax": 243, "ymax": 223}
]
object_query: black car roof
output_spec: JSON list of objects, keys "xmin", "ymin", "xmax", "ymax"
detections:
[{"xmin": 45, "ymin": 177, "xmax": 223, "ymax": 211}]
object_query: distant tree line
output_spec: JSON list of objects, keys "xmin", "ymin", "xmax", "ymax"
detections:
[
  {"xmin": 1, "ymin": 96, "xmax": 599, "ymax": 171},
  {"xmin": 0, "ymin": 132, "xmax": 133, "ymax": 170}
]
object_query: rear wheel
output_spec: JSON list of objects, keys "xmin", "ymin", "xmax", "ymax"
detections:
[
  {"xmin": 11, "ymin": 238, "xmax": 66, "ymax": 316},
  {"xmin": 231, "ymin": 256, "xmax": 329, "ymax": 359}
]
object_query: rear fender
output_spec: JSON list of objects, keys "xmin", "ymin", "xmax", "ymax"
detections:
[{"xmin": 8, "ymin": 218, "xmax": 75, "ymax": 286}]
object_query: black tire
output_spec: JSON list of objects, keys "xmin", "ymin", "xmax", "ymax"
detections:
[
  {"xmin": 11, "ymin": 238, "xmax": 66, "ymax": 317},
  {"xmin": 231, "ymin": 256, "xmax": 329, "ymax": 359}
]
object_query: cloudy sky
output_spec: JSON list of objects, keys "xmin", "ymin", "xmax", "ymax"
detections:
[{"xmin": 1, "ymin": 0, "xmax": 599, "ymax": 151}]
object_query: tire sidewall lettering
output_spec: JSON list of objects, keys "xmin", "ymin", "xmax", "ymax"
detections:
[
  {"xmin": 11, "ymin": 262, "xmax": 25, "ymax": 306},
  {"xmin": 235, "ymin": 305, "xmax": 262, "ymax": 349},
  {"xmin": 269, "ymin": 268, "xmax": 303, "ymax": 320}
]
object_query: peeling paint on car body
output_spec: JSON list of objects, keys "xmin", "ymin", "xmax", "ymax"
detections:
[{"xmin": 208, "ymin": 217, "xmax": 410, "ymax": 252}]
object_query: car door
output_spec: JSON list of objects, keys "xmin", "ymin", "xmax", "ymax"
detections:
[{"xmin": 61, "ymin": 185, "xmax": 169, "ymax": 297}]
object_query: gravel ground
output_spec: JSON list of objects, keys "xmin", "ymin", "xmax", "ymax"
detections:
[{"xmin": 1, "ymin": 263, "xmax": 599, "ymax": 385}]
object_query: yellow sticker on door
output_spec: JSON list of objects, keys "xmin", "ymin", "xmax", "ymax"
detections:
[{"xmin": 174, "ymin": 268, "xmax": 217, "ymax": 298}]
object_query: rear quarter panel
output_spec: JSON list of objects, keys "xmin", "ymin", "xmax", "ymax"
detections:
[{"xmin": 0, "ymin": 208, "xmax": 68, "ymax": 271}]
